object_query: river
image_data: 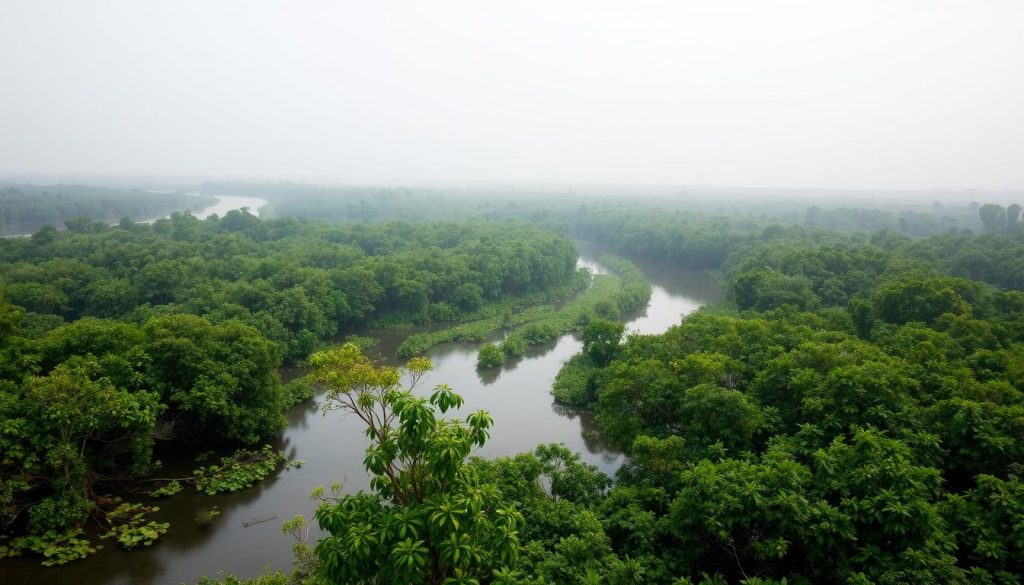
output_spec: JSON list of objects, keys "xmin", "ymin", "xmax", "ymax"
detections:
[
  {"xmin": 1, "ymin": 194, "xmax": 267, "ymax": 236},
  {"xmin": 137, "ymin": 195, "xmax": 268, "ymax": 223},
  {"xmin": 2, "ymin": 241, "xmax": 721, "ymax": 585}
]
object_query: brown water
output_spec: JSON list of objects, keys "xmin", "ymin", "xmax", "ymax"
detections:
[{"xmin": 1, "ymin": 244, "xmax": 721, "ymax": 585}]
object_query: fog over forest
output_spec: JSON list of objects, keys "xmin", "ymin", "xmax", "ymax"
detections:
[{"xmin": 2, "ymin": 1, "xmax": 1023, "ymax": 192}]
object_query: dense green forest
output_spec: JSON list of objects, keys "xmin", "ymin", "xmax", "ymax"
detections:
[
  {"xmin": 541, "ymin": 218, "xmax": 1024, "ymax": 583},
  {"xmin": 0, "ymin": 212, "xmax": 579, "ymax": 360},
  {"xmin": 0, "ymin": 184, "xmax": 215, "ymax": 232},
  {"xmin": 281, "ymin": 199, "xmax": 1024, "ymax": 584},
  {"xmin": 0, "ymin": 212, "xmax": 582, "ymax": 565},
  {"xmin": 3, "ymin": 188, "xmax": 1024, "ymax": 583}
]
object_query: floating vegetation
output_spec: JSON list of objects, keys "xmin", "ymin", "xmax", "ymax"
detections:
[
  {"xmin": 99, "ymin": 498, "xmax": 169, "ymax": 549},
  {"xmin": 1, "ymin": 528, "xmax": 100, "ymax": 566},
  {"xmin": 149, "ymin": 480, "xmax": 183, "ymax": 498},
  {"xmin": 194, "ymin": 506, "xmax": 222, "ymax": 528},
  {"xmin": 343, "ymin": 334, "xmax": 379, "ymax": 349},
  {"xmin": 193, "ymin": 445, "xmax": 289, "ymax": 495}
]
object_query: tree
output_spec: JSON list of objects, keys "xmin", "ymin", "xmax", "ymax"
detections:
[
  {"xmin": 0, "ymin": 292, "xmax": 32, "ymax": 383},
  {"xmin": 308, "ymin": 344, "xmax": 522, "ymax": 584},
  {"xmin": 477, "ymin": 343, "xmax": 505, "ymax": 368},
  {"xmin": 5, "ymin": 359, "xmax": 159, "ymax": 532},
  {"xmin": 597, "ymin": 357, "xmax": 685, "ymax": 448},
  {"xmin": 1006, "ymin": 203, "xmax": 1022, "ymax": 229},
  {"xmin": 979, "ymin": 204, "xmax": 1005, "ymax": 233},
  {"xmin": 4, "ymin": 282, "xmax": 70, "ymax": 315},
  {"xmin": 676, "ymin": 383, "xmax": 765, "ymax": 454},
  {"xmin": 64, "ymin": 216, "xmax": 105, "ymax": 234},
  {"xmin": 942, "ymin": 475, "xmax": 1024, "ymax": 579},
  {"xmin": 805, "ymin": 205, "xmax": 822, "ymax": 227},
  {"xmin": 871, "ymin": 276, "xmax": 971, "ymax": 325},
  {"xmin": 581, "ymin": 319, "xmax": 625, "ymax": 367},
  {"xmin": 141, "ymin": 315, "xmax": 285, "ymax": 444}
]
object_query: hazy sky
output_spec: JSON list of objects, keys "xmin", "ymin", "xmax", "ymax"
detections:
[{"xmin": 2, "ymin": 1, "xmax": 1022, "ymax": 190}]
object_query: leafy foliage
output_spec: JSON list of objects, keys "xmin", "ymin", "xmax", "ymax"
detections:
[
  {"xmin": 544, "ymin": 207, "xmax": 1024, "ymax": 583},
  {"xmin": 194, "ymin": 445, "xmax": 289, "ymax": 495},
  {"xmin": 281, "ymin": 376, "xmax": 316, "ymax": 408},
  {"xmin": 307, "ymin": 343, "xmax": 523, "ymax": 584},
  {"xmin": 149, "ymin": 480, "xmax": 183, "ymax": 498},
  {"xmin": 196, "ymin": 571, "xmax": 291, "ymax": 585},
  {"xmin": 98, "ymin": 498, "xmax": 169, "ymax": 549},
  {"xmin": 396, "ymin": 269, "xmax": 590, "ymax": 357},
  {"xmin": 477, "ymin": 343, "xmax": 505, "ymax": 368},
  {"xmin": 1, "ymin": 527, "xmax": 100, "ymax": 566},
  {"xmin": 0, "ymin": 215, "xmax": 580, "ymax": 361}
]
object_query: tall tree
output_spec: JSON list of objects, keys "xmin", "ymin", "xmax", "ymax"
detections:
[
  {"xmin": 978, "ymin": 204, "xmax": 1005, "ymax": 233},
  {"xmin": 581, "ymin": 319, "xmax": 625, "ymax": 367},
  {"xmin": 1006, "ymin": 203, "xmax": 1022, "ymax": 230},
  {"xmin": 308, "ymin": 344, "xmax": 522, "ymax": 584}
]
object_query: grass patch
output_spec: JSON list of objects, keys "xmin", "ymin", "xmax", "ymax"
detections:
[
  {"xmin": 552, "ymin": 353, "xmax": 599, "ymax": 406},
  {"xmin": 396, "ymin": 270, "xmax": 590, "ymax": 356}
]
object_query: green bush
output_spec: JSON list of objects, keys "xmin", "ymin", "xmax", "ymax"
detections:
[
  {"xmin": 281, "ymin": 377, "xmax": 315, "ymax": 408},
  {"xmin": 552, "ymin": 353, "xmax": 598, "ymax": 406},
  {"xmin": 477, "ymin": 343, "xmax": 505, "ymax": 368}
]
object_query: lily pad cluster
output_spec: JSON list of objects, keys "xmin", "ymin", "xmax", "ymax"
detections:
[
  {"xmin": 194, "ymin": 445, "xmax": 289, "ymax": 495},
  {"xmin": 0, "ymin": 528, "xmax": 100, "ymax": 566},
  {"xmin": 99, "ymin": 499, "xmax": 169, "ymax": 549}
]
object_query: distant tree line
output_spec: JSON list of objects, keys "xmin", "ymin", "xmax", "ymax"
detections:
[
  {"xmin": 0, "ymin": 184, "xmax": 215, "ymax": 231},
  {"xmin": 212, "ymin": 181, "xmax": 994, "ymax": 237}
]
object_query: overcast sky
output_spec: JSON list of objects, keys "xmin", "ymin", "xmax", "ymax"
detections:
[{"xmin": 1, "ymin": 1, "xmax": 1022, "ymax": 190}]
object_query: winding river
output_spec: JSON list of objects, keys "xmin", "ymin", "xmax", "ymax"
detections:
[{"xmin": 2, "ymin": 216, "xmax": 721, "ymax": 585}]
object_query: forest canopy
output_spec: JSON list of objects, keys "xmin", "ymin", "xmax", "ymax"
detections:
[
  {"xmin": 0, "ymin": 211, "xmax": 583, "ymax": 565},
  {"xmin": 0, "ymin": 213, "xmax": 580, "ymax": 361},
  {"xmin": 3, "ymin": 189, "xmax": 1024, "ymax": 584}
]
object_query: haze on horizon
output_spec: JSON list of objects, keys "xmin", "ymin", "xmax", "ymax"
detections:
[{"xmin": 1, "ymin": 1, "xmax": 1022, "ymax": 193}]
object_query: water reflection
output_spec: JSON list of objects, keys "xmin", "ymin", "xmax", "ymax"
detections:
[{"xmin": 477, "ymin": 366, "xmax": 501, "ymax": 385}]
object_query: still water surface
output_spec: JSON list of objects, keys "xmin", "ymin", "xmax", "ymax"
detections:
[
  {"xmin": 2, "ymin": 243, "xmax": 721, "ymax": 585},
  {"xmin": 139, "ymin": 195, "xmax": 268, "ymax": 223}
]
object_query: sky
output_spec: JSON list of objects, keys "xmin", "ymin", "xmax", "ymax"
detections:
[{"xmin": 1, "ymin": 1, "xmax": 1022, "ymax": 191}]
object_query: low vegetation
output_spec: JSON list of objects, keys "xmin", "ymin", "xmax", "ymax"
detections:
[
  {"xmin": 400, "ymin": 255, "xmax": 649, "ymax": 368},
  {"xmin": 396, "ymin": 269, "xmax": 590, "ymax": 357},
  {"xmin": 193, "ymin": 445, "xmax": 291, "ymax": 495}
]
